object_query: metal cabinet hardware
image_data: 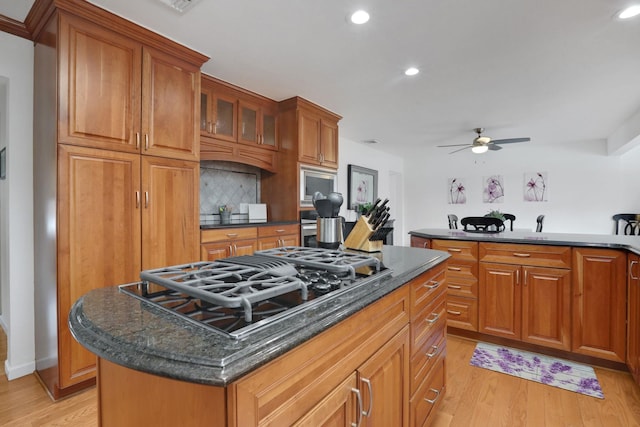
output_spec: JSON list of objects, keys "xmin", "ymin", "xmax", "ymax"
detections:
[
  {"xmin": 351, "ymin": 388, "xmax": 363, "ymax": 427},
  {"xmin": 426, "ymin": 313, "xmax": 439, "ymax": 324},
  {"xmin": 424, "ymin": 387, "xmax": 443, "ymax": 404},
  {"xmin": 426, "ymin": 345, "xmax": 439, "ymax": 358},
  {"xmin": 361, "ymin": 378, "xmax": 373, "ymax": 417},
  {"xmin": 513, "ymin": 252, "xmax": 531, "ymax": 257}
]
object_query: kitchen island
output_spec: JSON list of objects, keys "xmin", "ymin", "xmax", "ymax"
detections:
[
  {"xmin": 409, "ymin": 228, "xmax": 640, "ymax": 387},
  {"xmin": 69, "ymin": 245, "xmax": 449, "ymax": 426}
]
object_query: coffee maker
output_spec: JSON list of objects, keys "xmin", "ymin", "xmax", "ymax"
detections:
[{"xmin": 313, "ymin": 192, "xmax": 344, "ymax": 249}]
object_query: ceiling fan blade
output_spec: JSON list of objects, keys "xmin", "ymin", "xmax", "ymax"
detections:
[
  {"xmin": 488, "ymin": 144, "xmax": 502, "ymax": 151},
  {"xmin": 448, "ymin": 146, "xmax": 472, "ymax": 154},
  {"xmin": 492, "ymin": 137, "xmax": 530, "ymax": 145},
  {"xmin": 437, "ymin": 143, "xmax": 474, "ymax": 147}
]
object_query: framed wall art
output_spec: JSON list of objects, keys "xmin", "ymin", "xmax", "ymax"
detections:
[{"xmin": 348, "ymin": 164, "xmax": 378, "ymax": 210}]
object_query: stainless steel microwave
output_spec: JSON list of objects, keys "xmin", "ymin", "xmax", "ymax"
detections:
[{"xmin": 300, "ymin": 166, "xmax": 338, "ymax": 207}]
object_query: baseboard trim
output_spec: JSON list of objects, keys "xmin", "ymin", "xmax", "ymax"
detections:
[{"xmin": 5, "ymin": 358, "xmax": 36, "ymax": 380}]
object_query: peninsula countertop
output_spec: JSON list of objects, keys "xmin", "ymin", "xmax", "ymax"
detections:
[
  {"xmin": 68, "ymin": 245, "xmax": 448, "ymax": 386},
  {"xmin": 409, "ymin": 228, "xmax": 640, "ymax": 255}
]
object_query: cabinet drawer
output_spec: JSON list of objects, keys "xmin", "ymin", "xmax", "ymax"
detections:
[
  {"xmin": 412, "ymin": 290, "xmax": 446, "ymax": 354},
  {"xmin": 446, "ymin": 296, "xmax": 478, "ymax": 331},
  {"xmin": 432, "ymin": 239, "xmax": 478, "ymax": 262},
  {"xmin": 257, "ymin": 224, "xmax": 299, "ymax": 238},
  {"xmin": 410, "ymin": 263, "xmax": 446, "ymax": 316},
  {"xmin": 446, "ymin": 276, "xmax": 477, "ymax": 298},
  {"xmin": 410, "ymin": 355, "xmax": 445, "ymax": 427},
  {"xmin": 411, "ymin": 333, "xmax": 445, "ymax": 395},
  {"xmin": 201, "ymin": 227, "xmax": 257, "ymax": 243},
  {"xmin": 479, "ymin": 242, "xmax": 571, "ymax": 269}
]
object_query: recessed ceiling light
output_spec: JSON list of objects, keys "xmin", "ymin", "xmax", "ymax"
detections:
[
  {"xmin": 618, "ymin": 5, "xmax": 640, "ymax": 19},
  {"xmin": 405, "ymin": 67, "xmax": 419, "ymax": 76},
  {"xmin": 350, "ymin": 10, "xmax": 370, "ymax": 24}
]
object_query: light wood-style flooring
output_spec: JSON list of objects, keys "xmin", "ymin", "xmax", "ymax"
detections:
[{"xmin": 1, "ymin": 329, "xmax": 640, "ymax": 426}]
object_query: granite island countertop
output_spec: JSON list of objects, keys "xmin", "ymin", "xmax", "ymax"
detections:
[
  {"xmin": 68, "ymin": 245, "xmax": 448, "ymax": 386},
  {"xmin": 409, "ymin": 228, "xmax": 640, "ymax": 255}
]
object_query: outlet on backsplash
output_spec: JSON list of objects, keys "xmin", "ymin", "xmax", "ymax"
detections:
[{"xmin": 200, "ymin": 161, "xmax": 261, "ymax": 224}]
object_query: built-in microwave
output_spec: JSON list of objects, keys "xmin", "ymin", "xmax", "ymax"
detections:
[{"xmin": 300, "ymin": 166, "xmax": 338, "ymax": 207}]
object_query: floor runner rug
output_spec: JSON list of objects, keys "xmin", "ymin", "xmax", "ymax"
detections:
[{"xmin": 470, "ymin": 342, "xmax": 604, "ymax": 399}]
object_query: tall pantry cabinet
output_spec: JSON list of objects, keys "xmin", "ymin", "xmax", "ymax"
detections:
[{"xmin": 32, "ymin": 0, "xmax": 207, "ymax": 399}]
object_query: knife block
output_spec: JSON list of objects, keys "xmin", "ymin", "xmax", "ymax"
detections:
[{"xmin": 343, "ymin": 216, "xmax": 384, "ymax": 252}]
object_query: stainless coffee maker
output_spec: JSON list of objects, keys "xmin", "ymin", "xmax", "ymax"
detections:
[{"xmin": 313, "ymin": 192, "xmax": 344, "ymax": 249}]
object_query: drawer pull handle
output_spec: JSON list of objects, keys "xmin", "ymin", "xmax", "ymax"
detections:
[
  {"xmin": 448, "ymin": 266, "xmax": 462, "ymax": 271},
  {"xmin": 513, "ymin": 252, "xmax": 531, "ymax": 257},
  {"xmin": 631, "ymin": 260, "xmax": 639, "ymax": 280},
  {"xmin": 351, "ymin": 388, "xmax": 364, "ymax": 427},
  {"xmin": 425, "ymin": 280, "xmax": 441, "ymax": 290},
  {"xmin": 425, "ymin": 313, "xmax": 439, "ymax": 324},
  {"xmin": 426, "ymin": 345, "xmax": 439, "ymax": 358},
  {"xmin": 226, "ymin": 233, "xmax": 238, "ymax": 238},
  {"xmin": 276, "ymin": 229, "xmax": 285, "ymax": 233},
  {"xmin": 448, "ymin": 285, "xmax": 462, "ymax": 290},
  {"xmin": 447, "ymin": 310, "xmax": 462, "ymax": 316},
  {"xmin": 447, "ymin": 248, "xmax": 462, "ymax": 253},
  {"xmin": 424, "ymin": 387, "xmax": 442, "ymax": 405},
  {"xmin": 361, "ymin": 378, "xmax": 373, "ymax": 417}
]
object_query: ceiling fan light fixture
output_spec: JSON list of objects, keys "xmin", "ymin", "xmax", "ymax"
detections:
[{"xmin": 471, "ymin": 144, "xmax": 489, "ymax": 154}]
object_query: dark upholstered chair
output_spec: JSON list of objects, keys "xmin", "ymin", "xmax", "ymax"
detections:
[
  {"xmin": 502, "ymin": 213, "xmax": 516, "ymax": 231},
  {"xmin": 447, "ymin": 214, "xmax": 459, "ymax": 229},
  {"xmin": 613, "ymin": 214, "xmax": 640, "ymax": 235},
  {"xmin": 536, "ymin": 215, "xmax": 545, "ymax": 232},
  {"xmin": 461, "ymin": 216, "xmax": 505, "ymax": 232}
]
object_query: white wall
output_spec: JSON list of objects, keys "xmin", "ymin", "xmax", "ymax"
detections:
[
  {"xmin": 0, "ymin": 31, "xmax": 35, "ymax": 380},
  {"xmin": 403, "ymin": 139, "xmax": 640, "ymax": 242},
  {"xmin": 338, "ymin": 137, "xmax": 405, "ymax": 244}
]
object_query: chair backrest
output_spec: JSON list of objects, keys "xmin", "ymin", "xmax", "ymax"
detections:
[
  {"xmin": 461, "ymin": 216, "xmax": 505, "ymax": 232},
  {"xmin": 536, "ymin": 215, "xmax": 545, "ymax": 232},
  {"xmin": 612, "ymin": 214, "xmax": 640, "ymax": 235},
  {"xmin": 447, "ymin": 214, "xmax": 459, "ymax": 229},
  {"xmin": 502, "ymin": 213, "xmax": 516, "ymax": 231}
]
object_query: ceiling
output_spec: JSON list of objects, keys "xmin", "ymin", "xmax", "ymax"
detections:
[{"xmin": 4, "ymin": 0, "xmax": 640, "ymax": 155}]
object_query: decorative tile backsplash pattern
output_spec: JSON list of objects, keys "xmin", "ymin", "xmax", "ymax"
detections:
[{"xmin": 200, "ymin": 161, "xmax": 261, "ymax": 222}]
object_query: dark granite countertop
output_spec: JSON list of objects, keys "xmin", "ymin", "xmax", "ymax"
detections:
[
  {"xmin": 200, "ymin": 220, "xmax": 299, "ymax": 230},
  {"xmin": 68, "ymin": 246, "xmax": 448, "ymax": 386},
  {"xmin": 409, "ymin": 228, "xmax": 640, "ymax": 255}
]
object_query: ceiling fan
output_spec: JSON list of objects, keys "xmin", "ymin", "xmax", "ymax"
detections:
[{"xmin": 438, "ymin": 128, "xmax": 531, "ymax": 154}]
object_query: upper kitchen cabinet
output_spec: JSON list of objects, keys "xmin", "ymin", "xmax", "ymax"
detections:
[
  {"xmin": 200, "ymin": 76, "xmax": 238, "ymax": 142},
  {"xmin": 200, "ymin": 75, "xmax": 278, "ymax": 171},
  {"xmin": 58, "ymin": 13, "xmax": 202, "ymax": 161},
  {"xmin": 238, "ymin": 98, "xmax": 278, "ymax": 150},
  {"xmin": 279, "ymin": 97, "xmax": 341, "ymax": 169}
]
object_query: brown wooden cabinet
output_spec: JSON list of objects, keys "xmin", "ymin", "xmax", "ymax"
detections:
[
  {"xmin": 478, "ymin": 243, "xmax": 572, "ymax": 350},
  {"xmin": 297, "ymin": 107, "xmax": 339, "ymax": 168},
  {"xmin": 59, "ymin": 13, "xmax": 200, "ymax": 162},
  {"xmin": 257, "ymin": 224, "xmax": 300, "ymax": 250},
  {"xmin": 200, "ymin": 75, "xmax": 278, "ymax": 172},
  {"xmin": 200, "ymin": 227, "xmax": 259, "ymax": 260},
  {"xmin": 572, "ymin": 248, "xmax": 627, "ymax": 362},
  {"xmin": 431, "ymin": 240, "xmax": 479, "ymax": 331},
  {"xmin": 33, "ymin": 2, "xmax": 207, "ymax": 399},
  {"xmin": 627, "ymin": 253, "xmax": 640, "ymax": 385},
  {"xmin": 410, "ymin": 235, "xmax": 431, "ymax": 249},
  {"xmin": 238, "ymin": 98, "xmax": 278, "ymax": 150}
]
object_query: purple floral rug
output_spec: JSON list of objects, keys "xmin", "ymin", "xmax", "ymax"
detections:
[{"xmin": 470, "ymin": 342, "xmax": 604, "ymax": 399}]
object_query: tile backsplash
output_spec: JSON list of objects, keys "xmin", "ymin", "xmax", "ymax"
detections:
[{"xmin": 200, "ymin": 161, "xmax": 261, "ymax": 222}]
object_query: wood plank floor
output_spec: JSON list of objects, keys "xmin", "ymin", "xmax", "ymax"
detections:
[{"xmin": 1, "ymin": 328, "xmax": 640, "ymax": 426}]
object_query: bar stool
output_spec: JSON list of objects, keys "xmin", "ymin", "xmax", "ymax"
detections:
[
  {"xmin": 447, "ymin": 214, "xmax": 459, "ymax": 229},
  {"xmin": 612, "ymin": 214, "xmax": 640, "ymax": 235}
]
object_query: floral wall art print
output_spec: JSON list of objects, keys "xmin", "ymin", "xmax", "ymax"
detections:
[
  {"xmin": 448, "ymin": 177, "xmax": 467, "ymax": 204},
  {"xmin": 483, "ymin": 175, "xmax": 504, "ymax": 203},
  {"xmin": 524, "ymin": 171, "xmax": 548, "ymax": 202}
]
